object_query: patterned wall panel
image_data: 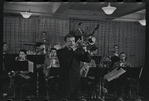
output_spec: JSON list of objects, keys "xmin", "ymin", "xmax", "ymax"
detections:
[
  {"xmin": 3, "ymin": 16, "xmax": 69, "ymax": 54},
  {"xmin": 69, "ymin": 18, "xmax": 145, "ymax": 67}
]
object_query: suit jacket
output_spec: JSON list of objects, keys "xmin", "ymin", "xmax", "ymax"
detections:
[
  {"xmin": 57, "ymin": 46, "xmax": 91, "ymax": 97},
  {"xmin": 73, "ymin": 28, "xmax": 95, "ymax": 42},
  {"xmin": 73, "ymin": 28, "xmax": 87, "ymax": 42}
]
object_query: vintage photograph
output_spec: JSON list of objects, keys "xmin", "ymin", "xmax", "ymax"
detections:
[{"xmin": 2, "ymin": 1, "xmax": 148, "ymax": 101}]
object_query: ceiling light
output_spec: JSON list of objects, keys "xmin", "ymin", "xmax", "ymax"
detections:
[
  {"xmin": 20, "ymin": 9, "xmax": 32, "ymax": 18},
  {"xmin": 139, "ymin": 19, "xmax": 146, "ymax": 26},
  {"xmin": 102, "ymin": 2, "xmax": 116, "ymax": 15}
]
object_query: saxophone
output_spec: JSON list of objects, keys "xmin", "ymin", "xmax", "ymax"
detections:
[{"xmin": 44, "ymin": 57, "xmax": 59, "ymax": 80}]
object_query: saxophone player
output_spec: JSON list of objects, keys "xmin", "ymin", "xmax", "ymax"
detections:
[
  {"xmin": 15, "ymin": 49, "xmax": 34, "ymax": 98},
  {"xmin": 43, "ymin": 47, "xmax": 60, "ymax": 96},
  {"xmin": 43, "ymin": 48, "xmax": 60, "ymax": 79}
]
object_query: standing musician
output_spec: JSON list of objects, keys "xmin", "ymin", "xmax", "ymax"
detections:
[
  {"xmin": 14, "ymin": 49, "xmax": 35, "ymax": 98},
  {"xmin": 0, "ymin": 42, "xmax": 9, "ymax": 98},
  {"xmin": 57, "ymin": 33, "xmax": 91, "ymax": 99},
  {"xmin": 73, "ymin": 22, "xmax": 85, "ymax": 42},
  {"xmin": 73, "ymin": 22, "xmax": 99, "ymax": 43},
  {"xmin": 112, "ymin": 52, "xmax": 132, "ymax": 101}
]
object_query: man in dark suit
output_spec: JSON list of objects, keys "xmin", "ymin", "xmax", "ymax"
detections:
[
  {"xmin": 73, "ymin": 22, "xmax": 86, "ymax": 42},
  {"xmin": 57, "ymin": 33, "xmax": 91, "ymax": 99},
  {"xmin": 0, "ymin": 42, "xmax": 9, "ymax": 98}
]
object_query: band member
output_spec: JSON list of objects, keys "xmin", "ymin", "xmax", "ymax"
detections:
[
  {"xmin": 35, "ymin": 42, "xmax": 46, "ymax": 55},
  {"xmin": 3, "ymin": 42, "xmax": 9, "ymax": 55},
  {"xmin": 112, "ymin": 52, "xmax": 132, "ymax": 101},
  {"xmin": 43, "ymin": 48, "xmax": 60, "ymax": 96},
  {"xmin": 43, "ymin": 48, "xmax": 60, "ymax": 77},
  {"xmin": 80, "ymin": 46, "xmax": 98, "ymax": 77},
  {"xmin": 15, "ymin": 49, "xmax": 35, "ymax": 98},
  {"xmin": 79, "ymin": 46, "xmax": 98, "ymax": 98},
  {"xmin": 0, "ymin": 42, "xmax": 9, "ymax": 98},
  {"xmin": 101, "ymin": 44, "xmax": 120, "ymax": 68},
  {"xmin": 57, "ymin": 33, "xmax": 91, "ymax": 99},
  {"xmin": 73, "ymin": 22, "xmax": 85, "ymax": 42}
]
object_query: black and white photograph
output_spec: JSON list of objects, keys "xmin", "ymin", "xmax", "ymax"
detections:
[{"xmin": 2, "ymin": 1, "xmax": 149, "ymax": 101}]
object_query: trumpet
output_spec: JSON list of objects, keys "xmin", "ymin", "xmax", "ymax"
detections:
[
  {"xmin": 8, "ymin": 71, "xmax": 15, "ymax": 78},
  {"xmin": 8, "ymin": 71, "xmax": 20, "ymax": 78}
]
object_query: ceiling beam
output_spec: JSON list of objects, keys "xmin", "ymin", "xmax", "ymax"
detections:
[
  {"xmin": 51, "ymin": 2, "xmax": 62, "ymax": 14},
  {"xmin": 106, "ymin": 3, "xmax": 145, "ymax": 20},
  {"xmin": 52, "ymin": 3, "xmax": 72, "ymax": 16}
]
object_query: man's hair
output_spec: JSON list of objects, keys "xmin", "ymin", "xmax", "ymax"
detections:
[
  {"xmin": 50, "ymin": 48, "xmax": 57, "ymax": 52},
  {"xmin": 64, "ymin": 33, "xmax": 75, "ymax": 42},
  {"xmin": 78, "ymin": 22, "xmax": 83, "ymax": 26},
  {"xmin": 119, "ymin": 52, "xmax": 127, "ymax": 60},
  {"xmin": 114, "ymin": 44, "xmax": 119, "ymax": 48},
  {"xmin": 90, "ymin": 46, "xmax": 98, "ymax": 52},
  {"xmin": 3, "ymin": 42, "xmax": 7, "ymax": 46},
  {"xmin": 19, "ymin": 49, "xmax": 27, "ymax": 54}
]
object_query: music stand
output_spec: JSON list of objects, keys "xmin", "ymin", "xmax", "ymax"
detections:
[
  {"xmin": 45, "ymin": 67, "xmax": 60, "ymax": 98},
  {"xmin": 88, "ymin": 67, "xmax": 109, "ymax": 100},
  {"xmin": 3, "ymin": 54, "xmax": 18, "ymax": 72},
  {"xmin": 26, "ymin": 55, "xmax": 45, "ymax": 98},
  {"xmin": 49, "ymin": 67, "xmax": 60, "ymax": 76},
  {"xmin": 14, "ymin": 61, "xmax": 28, "ymax": 71},
  {"xmin": 27, "ymin": 55, "xmax": 45, "ymax": 64},
  {"xmin": 121, "ymin": 67, "xmax": 143, "ymax": 98},
  {"xmin": 87, "ymin": 67, "xmax": 97, "ymax": 77},
  {"xmin": 121, "ymin": 67, "xmax": 143, "ymax": 78}
]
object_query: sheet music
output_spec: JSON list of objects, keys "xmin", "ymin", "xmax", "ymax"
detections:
[
  {"xmin": 104, "ymin": 68, "xmax": 126, "ymax": 82},
  {"xmin": 139, "ymin": 68, "xmax": 143, "ymax": 78},
  {"xmin": 28, "ymin": 61, "xmax": 34, "ymax": 73}
]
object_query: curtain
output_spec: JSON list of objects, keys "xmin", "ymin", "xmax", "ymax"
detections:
[{"xmin": 69, "ymin": 18, "xmax": 145, "ymax": 67}]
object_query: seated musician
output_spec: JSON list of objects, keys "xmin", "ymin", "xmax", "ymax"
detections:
[
  {"xmin": 112, "ymin": 52, "xmax": 132, "ymax": 100},
  {"xmin": 35, "ymin": 42, "xmax": 46, "ymax": 55},
  {"xmin": 43, "ymin": 48, "xmax": 60, "ymax": 79},
  {"xmin": 43, "ymin": 48, "xmax": 60, "ymax": 96},
  {"xmin": 100, "ymin": 45, "xmax": 120, "ymax": 68},
  {"xmin": 14, "ymin": 49, "xmax": 35, "ymax": 98}
]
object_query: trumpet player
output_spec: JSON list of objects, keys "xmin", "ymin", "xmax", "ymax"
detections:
[{"xmin": 57, "ymin": 33, "xmax": 91, "ymax": 99}]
